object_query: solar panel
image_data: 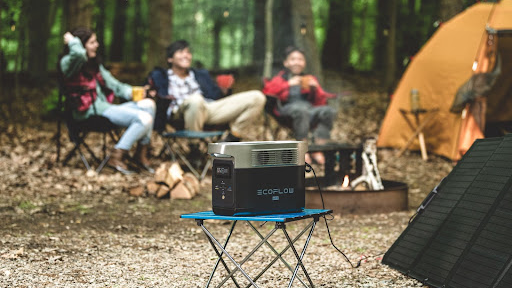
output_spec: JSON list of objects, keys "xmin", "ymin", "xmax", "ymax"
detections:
[{"xmin": 383, "ymin": 134, "xmax": 512, "ymax": 288}]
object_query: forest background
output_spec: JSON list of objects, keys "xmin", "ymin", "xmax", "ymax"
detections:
[{"xmin": 0, "ymin": 0, "xmax": 486, "ymax": 125}]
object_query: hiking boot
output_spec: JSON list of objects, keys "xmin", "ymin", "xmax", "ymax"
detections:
[
  {"xmin": 107, "ymin": 148, "xmax": 134, "ymax": 175},
  {"xmin": 134, "ymin": 144, "xmax": 155, "ymax": 173}
]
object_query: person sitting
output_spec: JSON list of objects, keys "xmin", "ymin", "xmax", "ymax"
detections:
[
  {"xmin": 59, "ymin": 27, "xmax": 156, "ymax": 174},
  {"xmin": 146, "ymin": 39, "xmax": 266, "ymax": 142},
  {"xmin": 262, "ymin": 46, "xmax": 337, "ymax": 164}
]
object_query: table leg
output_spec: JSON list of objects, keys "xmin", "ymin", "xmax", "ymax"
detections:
[
  {"xmin": 282, "ymin": 221, "xmax": 317, "ymax": 288},
  {"xmin": 245, "ymin": 221, "xmax": 314, "ymax": 288},
  {"xmin": 205, "ymin": 221, "xmax": 240, "ymax": 288},
  {"xmin": 414, "ymin": 114, "xmax": 428, "ymax": 161},
  {"xmin": 214, "ymin": 226, "xmax": 279, "ymax": 288},
  {"xmin": 396, "ymin": 111, "xmax": 438, "ymax": 158},
  {"xmin": 201, "ymin": 223, "xmax": 278, "ymax": 288}
]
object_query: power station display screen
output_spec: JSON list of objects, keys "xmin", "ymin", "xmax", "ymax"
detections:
[{"xmin": 215, "ymin": 165, "xmax": 231, "ymax": 178}]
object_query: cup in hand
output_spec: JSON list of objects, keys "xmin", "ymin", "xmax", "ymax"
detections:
[
  {"xmin": 301, "ymin": 75, "xmax": 313, "ymax": 90},
  {"xmin": 132, "ymin": 86, "xmax": 145, "ymax": 102}
]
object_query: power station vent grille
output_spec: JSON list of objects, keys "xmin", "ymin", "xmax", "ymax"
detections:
[{"xmin": 251, "ymin": 148, "xmax": 298, "ymax": 167}]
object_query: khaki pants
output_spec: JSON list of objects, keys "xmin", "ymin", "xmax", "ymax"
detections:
[{"xmin": 176, "ymin": 90, "xmax": 266, "ymax": 137}]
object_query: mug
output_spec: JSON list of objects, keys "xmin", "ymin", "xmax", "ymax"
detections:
[{"xmin": 132, "ymin": 86, "xmax": 145, "ymax": 102}]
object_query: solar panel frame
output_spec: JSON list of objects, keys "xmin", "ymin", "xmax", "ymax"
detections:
[{"xmin": 383, "ymin": 135, "xmax": 512, "ymax": 288}]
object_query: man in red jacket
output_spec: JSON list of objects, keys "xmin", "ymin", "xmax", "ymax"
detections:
[{"xmin": 263, "ymin": 46, "xmax": 337, "ymax": 164}]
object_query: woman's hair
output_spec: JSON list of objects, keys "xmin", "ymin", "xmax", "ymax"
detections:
[
  {"xmin": 71, "ymin": 27, "xmax": 94, "ymax": 48},
  {"xmin": 283, "ymin": 46, "xmax": 305, "ymax": 59},
  {"xmin": 59, "ymin": 27, "xmax": 100, "ymax": 77}
]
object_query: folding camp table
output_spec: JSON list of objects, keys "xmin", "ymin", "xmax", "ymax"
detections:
[
  {"xmin": 181, "ymin": 209, "xmax": 332, "ymax": 288},
  {"xmin": 160, "ymin": 130, "xmax": 225, "ymax": 180},
  {"xmin": 396, "ymin": 108, "xmax": 439, "ymax": 160}
]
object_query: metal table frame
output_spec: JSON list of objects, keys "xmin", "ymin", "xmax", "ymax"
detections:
[{"xmin": 181, "ymin": 209, "xmax": 332, "ymax": 288}]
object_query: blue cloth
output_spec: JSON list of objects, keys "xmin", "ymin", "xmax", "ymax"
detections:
[{"xmin": 180, "ymin": 209, "xmax": 332, "ymax": 223}]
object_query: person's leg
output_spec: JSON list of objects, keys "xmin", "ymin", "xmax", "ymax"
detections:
[
  {"xmin": 132, "ymin": 99, "xmax": 156, "ymax": 172},
  {"xmin": 310, "ymin": 106, "xmax": 336, "ymax": 141},
  {"xmin": 102, "ymin": 101, "xmax": 154, "ymax": 150},
  {"xmin": 308, "ymin": 106, "xmax": 336, "ymax": 164},
  {"xmin": 179, "ymin": 94, "xmax": 208, "ymax": 131},
  {"xmin": 280, "ymin": 101, "xmax": 312, "ymax": 141},
  {"xmin": 135, "ymin": 98, "xmax": 156, "ymax": 145},
  {"xmin": 204, "ymin": 90, "xmax": 266, "ymax": 137}
]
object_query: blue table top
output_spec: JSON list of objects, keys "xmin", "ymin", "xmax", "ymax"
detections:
[
  {"xmin": 180, "ymin": 209, "xmax": 332, "ymax": 223},
  {"xmin": 162, "ymin": 130, "xmax": 224, "ymax": 139}
]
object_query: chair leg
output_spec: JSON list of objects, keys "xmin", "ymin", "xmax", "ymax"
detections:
[
  {"xmin": 63, "ymin": 142, "xmax": 92, "ymax": 171},
  {"xmin": 96, "ymin": 154, "xmax": 111, "ymax": 174},
  {"xmin": 62, "ymin": 144, "xmax": 80, "ymax": 166},
  {"xmin": 82, "ymin": 141, "xmax": 103, "ymax": 164},
  {"xmin": 78, "ymin": 146, "xmax": 92, "ymax": 171}
]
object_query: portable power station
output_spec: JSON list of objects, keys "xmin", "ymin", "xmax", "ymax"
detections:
[{"xmin": 207, "ymin": 141, "xmax": 307, "ymax": 216}]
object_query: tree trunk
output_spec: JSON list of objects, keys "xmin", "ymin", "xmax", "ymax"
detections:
[
  {"xmin": 253, "ymin": 0, "xmax": 267, "ymax": 67},
  {"xmin": 110, "ymin": 0, "xmax": 127, "ymax": 62},
  {"xmin": 439, "ymin": 0, "xmax": 464, "ymax": 22},
  {"xmin": 290, "ymin": 0, "xmax": 322, "ymax": 81},
  {"xmin": 384, "ymin": 0, "xmax": 397, "ymax": 91},
  {"xmin": 146, "ymin": 0, "xmax": 173, "ymax": 71},
  {"xmin": 132, "ymin": 0, "xmax": 144, "ymax": 62},
  {"xmin": 321, "ymin": 0, "xmax": 352, "ymax": 71},
  {"xmin": 241, "ymin": 0, "xmax": 252, "ymax": 66},
  {"xmin": 273, "ymin": 0, "xmax": 294, "ymax": 64},
  {"xmin": 263, "ymin": 0, "xmax": 274, "ymax": 79},
  {"xmin": 374, "ymin": 0, "xmax": 387, "ymax": 72},
  {"xmin": 26, "ymin": 0, "xmax": 51, "ymax": 83},
  {"xmin": 95, "ymin": 0, "xmax": 106, "ymax": 60},
  {"xmin": 64, "ymin": 0, "xmax": 93, "ymax": 30}
]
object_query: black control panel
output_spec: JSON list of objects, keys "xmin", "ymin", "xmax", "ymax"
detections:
[{"xmin": 212, "ymin": 159, "xmax": 235, "ymax": 209}]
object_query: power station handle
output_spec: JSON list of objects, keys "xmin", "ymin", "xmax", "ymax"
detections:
[{"xmin": 210, "ymin": 153, "xmax": 233, "ymax": 158}]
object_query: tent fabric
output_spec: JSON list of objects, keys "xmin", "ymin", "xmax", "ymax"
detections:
[{"xmin": 377, "ymin": 1, "xmax": 512, "ymax": 160}]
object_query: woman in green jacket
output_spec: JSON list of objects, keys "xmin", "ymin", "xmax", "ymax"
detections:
[{"xmin": 60, "ymin": 27, "xmax": 155, "ymax": 174}]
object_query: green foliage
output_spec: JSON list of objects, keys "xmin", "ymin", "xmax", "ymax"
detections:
[
  {"xmin": 18, "ymin": 200, "xmax": 36, "ymax": 210},
  {"xmin": 42, "ymin": 88, "xmax": 60, "ymax": 115},
  {"xmin": 350, "ymin": 0, "xmax": 377, "ymax": 71},
  {"xmin": 173, "ymin": 0, "xmax": 254, "ymax": 69},
  {"xmin": 0, "ymin": 0, "xmax": 464, "ymax": 75},
  {"xmin": 0, "ymin": 0, "xmax": 23, "ymax": 71}
]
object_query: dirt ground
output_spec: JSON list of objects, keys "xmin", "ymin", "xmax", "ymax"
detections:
[{"xmin": 0, "ymin": 72, "xmax": 454, "ymax": 287}]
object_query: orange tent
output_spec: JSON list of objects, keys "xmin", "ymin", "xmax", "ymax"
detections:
[{"xmin": 377, "ymin": 0, "xmax": 512, "ymax": 160}]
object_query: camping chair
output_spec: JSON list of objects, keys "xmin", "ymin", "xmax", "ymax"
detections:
[
  {"xmin": 156, "ymin": 74, "xmax": 234, "ymax": 180},
  {"xmin": 55, "ymin": 81, "xmax": 120, "ymax": 173},
  {"xmin": 263, "ymin": 94, "xmax": 294, "ymax": 140}
]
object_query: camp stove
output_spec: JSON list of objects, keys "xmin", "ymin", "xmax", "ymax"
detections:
[{"xmin": 208, "ymin": 141, "xmax": 307, "ymax": 216}]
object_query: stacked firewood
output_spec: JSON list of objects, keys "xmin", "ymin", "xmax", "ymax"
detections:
[{"xmin": 129, "ymin": 162, "xmax": 200, "ymax": 199}]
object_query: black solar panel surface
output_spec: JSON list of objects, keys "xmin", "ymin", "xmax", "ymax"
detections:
[{"xmin": 382, "ymin": 135, "xmax": 512, "ymax": 288}]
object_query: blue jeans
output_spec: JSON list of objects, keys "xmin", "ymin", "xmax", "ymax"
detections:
[{"xmin": 102, "ymin": 99, "xmax": 156, "ymax": 150}]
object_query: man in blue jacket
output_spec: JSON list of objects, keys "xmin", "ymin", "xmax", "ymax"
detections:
[{"xmin": 147, "ymin": 40, "xmax": 265, "ymax": 142}]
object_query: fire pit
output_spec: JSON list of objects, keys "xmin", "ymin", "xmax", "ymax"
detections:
[
  {"xmin": 306, "ymin": 142, "xmax": 408, "ymax": 214},
  {"xmin": 305, "ymin": 177, "xmax": 408, "ymax": 215}
]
